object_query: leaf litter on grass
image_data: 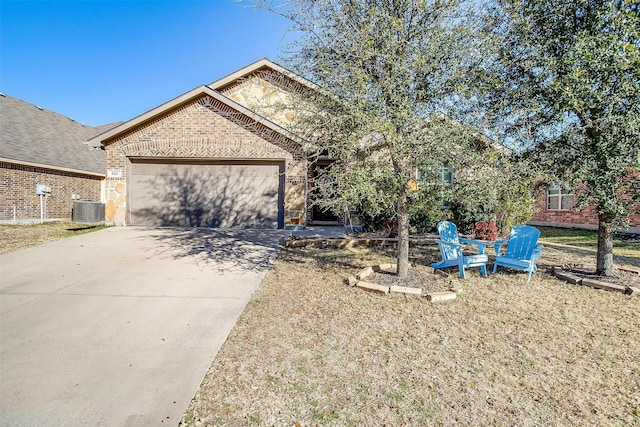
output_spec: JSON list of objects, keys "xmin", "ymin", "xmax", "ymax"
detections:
[{"xmin": 182, "ymin": 245, "xmax": 640, "ymax": 426}]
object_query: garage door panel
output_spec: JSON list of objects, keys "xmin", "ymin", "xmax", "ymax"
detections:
[{"xmin": 129, "ymin": 161, "xmax": 283, "ymax": 228}]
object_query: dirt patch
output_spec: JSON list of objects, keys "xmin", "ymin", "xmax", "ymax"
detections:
[{"xmin": 371, "ymin": 265, "xmax": 455, "ymax": 294}]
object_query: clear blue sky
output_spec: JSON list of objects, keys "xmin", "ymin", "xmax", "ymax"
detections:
[{"xmin": 0, "ymin": 0, "xmax": 293, "ymax": 126}]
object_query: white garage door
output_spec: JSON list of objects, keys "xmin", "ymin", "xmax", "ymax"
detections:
[{"xmin": 128, "ymin": 160, "xmax": 284, "ymax": 228}]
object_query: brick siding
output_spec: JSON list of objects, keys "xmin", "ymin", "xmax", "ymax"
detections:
[
  {"xmin": 0, "ymin": 162, "xmax": 102, "ymax": 222},
  {"xmin": 103, "ymin": 95, "xmax": 306, "ymax": 225},
  {"xmin": 530, "ymin": 180, "xmax": 640, "ymax": 231}
]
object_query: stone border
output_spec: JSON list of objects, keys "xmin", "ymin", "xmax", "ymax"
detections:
[
  {"xmin": 552, "ymin": 267, "xmax": 640, "ymax": 296},
  {"xmin": 347, "ymin": 264, "xmax": 461, "ymax": 302},
  {"xmin": 286, "ymin": 237, "xmax": 437, "ymax": 249},
  {"xmin": 619, "ymin": 266, "xmax": 640, "ymax": 275}
]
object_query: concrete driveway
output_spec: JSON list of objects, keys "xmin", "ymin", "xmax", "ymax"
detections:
[{"xmin": 0, "ymin": 226, "xmax": 287, "ymax": 426}]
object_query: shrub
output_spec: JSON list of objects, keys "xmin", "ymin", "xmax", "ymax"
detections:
[
  {"xmin": 409, "ymin": 205, "xmax": 444, "ymax": 234},
  {"xmin": 473, "ymin": 220, "xmax": 498, "ymax": 241},
  {"xmin": 450, "ymin": 200, "xmax": 497, "ymax": 234}
]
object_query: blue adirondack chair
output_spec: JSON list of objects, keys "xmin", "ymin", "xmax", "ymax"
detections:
[
  {"xmin": 493, "ymin": 225, "xmax": 544, "ymax": 282},
  {"xmin": 431, "ymin": 221, "xmax": 489, "ymax": 279}
]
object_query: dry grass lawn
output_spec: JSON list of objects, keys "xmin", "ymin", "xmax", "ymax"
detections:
[
  {"xmin": 2, "ymin": 223, "xmax": 637, "ymax": 425},
  {"xmin": 0, "ymin": 221, "xmax": 109, "ymax": 254},
  {"xmin": 182, "ymin": 243, "xmax": 640, "ymax": 427}
]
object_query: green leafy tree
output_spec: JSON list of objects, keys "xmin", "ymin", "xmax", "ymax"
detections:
[
  {"xmin": 254, "ymin": 0, "xmax": 483, "ymax": 278},
  {"xmin": 447, "ymin": 150, "xmax": 539, "ymax": 235},
  {"xmin": 493, "ymin": 157, "xmax": 539, "ymax": 234},
  {"xmin": 481, "ymin": 0, "xmax": 640, "ymax": 276}
]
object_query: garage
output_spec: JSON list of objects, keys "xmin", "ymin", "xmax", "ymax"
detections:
[
  {"xmin": 91, "ymin": 76, "xmax": 308, "ymax": 227},
  {"xmin": 128, "ymin": 159, "xmax": 284, "ymax": 228}
]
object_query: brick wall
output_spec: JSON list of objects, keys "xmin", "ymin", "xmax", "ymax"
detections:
[
  {"xmin": 103, "ymin": 95, "xmax": 306, "ymax": 226},
  {"xmin": 530, "ymin": 182, "xmax": 640, "ymax": 231},
  {"xmin": 0, "ymin": 162, "xmax": 102, "ymax": 222}
]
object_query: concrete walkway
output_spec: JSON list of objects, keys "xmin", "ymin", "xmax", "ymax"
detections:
[{"xmin": 0, "ymin": 227, "xmax": 287, "ymax": 426}]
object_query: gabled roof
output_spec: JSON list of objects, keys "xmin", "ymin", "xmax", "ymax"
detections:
[
  {"xmin": 0, "ymin": 93, "xmax": 120, "ymax": 175},
  {"xmin": 209, "ymin": 58, "xmax": 321, "ymax": 92},
  {"xmin": 87, "ymin": 75, "xmax": 304, "ymax": 148}
]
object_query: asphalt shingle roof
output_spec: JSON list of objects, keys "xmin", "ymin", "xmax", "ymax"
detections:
[{"xmin": 0, "ymin": 93, "xmax": 121, "ymax": 175}]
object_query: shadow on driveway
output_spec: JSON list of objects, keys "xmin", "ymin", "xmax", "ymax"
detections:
[
  {"xmin": 140, "ymin": 227, "xmax": 289, "ymax": 274},
  {"xmin": 0, "ymin": 226, "xmax": 287, "ymax": 427}
]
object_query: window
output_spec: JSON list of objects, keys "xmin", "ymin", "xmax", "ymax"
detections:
[
  {"xmin": 417, "ymin": 166, "xmax": 453, "ymax": 208},
  {"xmin": 416, "ymin": 166, "xmax": 453, "ymax": 185},
  {"xmin": 440, "ymin": 167, "xmax": 453, "ymax": 185},
  {"xmin": 547, "ymin": 184, "xmax": 574, "ymax": 210},
  {"xmin": 439, "ymin": 167, "xmax": 453, "ymax": 208}
]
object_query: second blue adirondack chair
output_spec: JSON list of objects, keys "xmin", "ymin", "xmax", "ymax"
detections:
[
  {"xmin": 493, "ymin": 225, "xmax": 543, "ymax": 282},
  {"xmin": 431, "ymin": 221, "xmax": 489, "ymax": 279}
]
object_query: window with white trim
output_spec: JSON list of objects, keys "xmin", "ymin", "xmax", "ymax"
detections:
[
  {"xmin": 416, "ymin": 166, "xmax": 453, "ymax": 208},
  {"xmin": 416, "ymin": 166, "xmax": 453, "ymax": 184},
  {"xmin": 439, "ymin": 167, "xmax": 453, "ymax": 208},
  {"xmin": 547, "ymin": 183, "xmax": 574, "ymax": 210},
  {"xmin": 440, "ymin": 167, "xmax": 453, "ymax": 185}
]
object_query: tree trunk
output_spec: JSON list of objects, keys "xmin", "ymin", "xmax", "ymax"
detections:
[
  {"xmin": 596, "ymin": 213, "xmax": 615, "ymax": 277},
  {"xmin": 397, "ymin": 189, "xmax": 410, "ymax": 279}
]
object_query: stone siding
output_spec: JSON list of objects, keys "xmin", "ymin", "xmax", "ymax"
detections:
[
  {"xmin": 221, "ymin": 69, "xmax": 304, "ymax": 129},
  {"xmin": 0, "ymin": 162, "xmax": 102, "ymax": 222},
  {"xmin": 103, "ymin": 95, "xmax": 306, "ymax": 226}
]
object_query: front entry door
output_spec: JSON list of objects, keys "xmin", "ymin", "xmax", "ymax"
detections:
[{"xmin": 310, "ymin": 161, "xmax": 340, "ymax": 223}]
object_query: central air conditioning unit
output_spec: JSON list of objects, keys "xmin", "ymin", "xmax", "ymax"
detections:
[{"xmin": 72, "ymin": 201, "xmax": 105, "ymax": 223}]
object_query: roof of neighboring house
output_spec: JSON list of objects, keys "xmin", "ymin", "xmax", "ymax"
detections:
[{"xmin": 0, "ymin": 93, "xmax": 121, "ymax": 175}]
